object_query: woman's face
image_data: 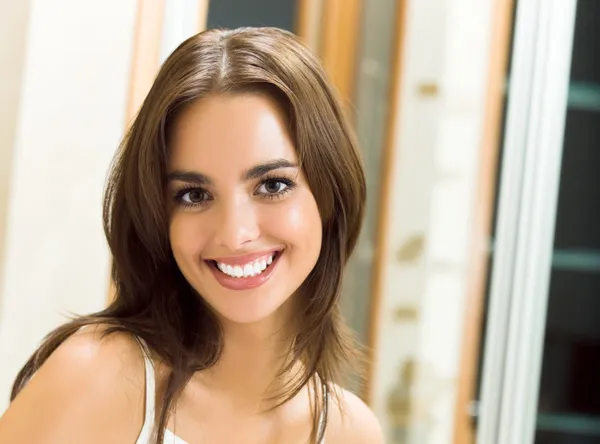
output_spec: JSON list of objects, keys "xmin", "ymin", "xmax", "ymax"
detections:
[{"xmin": 167, "ymin": 93, "xmax": 322, "ymax": 325}]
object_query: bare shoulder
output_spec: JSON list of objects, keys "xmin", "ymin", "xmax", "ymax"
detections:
[
  {"xmin": 0, "ymin": 324, "xmax": 147, "ymax": 444},
  {"xmin": 35, "ymin": 324, "xmax": 144, "ymax": 376},
  {"xmin": 326, "ymin": 386, "xmax": 384, "ymax": 444}
]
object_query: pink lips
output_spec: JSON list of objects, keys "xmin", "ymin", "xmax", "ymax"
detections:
[
  {"xmin": 208, "ymin": 249, "xmax": 279, "ymax": 266},
  {"xmin": 206, "ymin": 250, "xmax": 282, "ymax": 291}
]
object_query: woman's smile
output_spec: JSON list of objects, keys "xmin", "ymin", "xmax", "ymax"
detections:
[{"xmin": 205, "ymin": 249, "xmax": 284, "ymax": 291}]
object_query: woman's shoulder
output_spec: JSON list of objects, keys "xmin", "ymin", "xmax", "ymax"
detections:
[
  {"xmin": 48, "ymin": 323, "xmax": 145, "ymax": 367},
  {"xmin": 35, "ymin": 324, "xmax": 147, "ymax": 390},
  {"xmin": 326, "ymin": 385, "xmax": 384, "ymax": 444},
  {"xmin": 0, "ymin": 324, "xmax": 148, "ymax": 444}
]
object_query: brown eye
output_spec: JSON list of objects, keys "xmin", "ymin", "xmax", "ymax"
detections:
[
  {"xmin": 175, "ymin": 187, "xmax": 210, "ymax": 207},
  {"xmin": 261, "ymin": 180, "xmax": 286, "ymax": 194},
  {"xmin": 182, "ymin": 189, "xmax": 206, "ymax": 203},
  {"xmin": 255, "ymin": 177, "xmax": 296, "ymax": 199}
]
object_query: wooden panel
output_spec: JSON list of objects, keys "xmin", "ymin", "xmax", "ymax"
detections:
[
  {"xmin": 107, "ymin": 0, "xmax": 165, "ymax": 303},
  {"xmin": 295, "ymin": 0, "xmax": 323, "ymax": 51},
  {"xmin": 318, "ymin": 0, "xmax": 362, "ymax": 104},
  {"xmin": 125, "ymin": 0, "xmax": 165, "ymax": 124},
  {"xmin": 198, "ymin": 0, "xmax": 209, "ymax": 32},
  {"xmin": 451, "ymin": 1, "xmax": 515, "ymax": 442},
  {"xmin": 363, "ymin": 0, "xmax": 409, "ymax": 405}
]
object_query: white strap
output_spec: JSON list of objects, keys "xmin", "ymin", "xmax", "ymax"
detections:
[{"xmin": 135, "ymin": 337, "xmax": 156, "ymax": 444}]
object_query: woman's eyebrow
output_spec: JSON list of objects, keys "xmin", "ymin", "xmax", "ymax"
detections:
[
  {"xmin": 167, "ymin": 170, "xmax": 213, "ymax": 185},
  {"xmin": 167, "ymin": 159, "xmax": 298, "ymax": 184},
  {"xmin": 241, "ymin": 159, "xmax": 298, "ymax": 181}
]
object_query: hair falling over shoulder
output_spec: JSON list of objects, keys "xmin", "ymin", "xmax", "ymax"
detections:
[{"xmin": 10, "ymin": 27, "xmax": 367, "ymax": 444}]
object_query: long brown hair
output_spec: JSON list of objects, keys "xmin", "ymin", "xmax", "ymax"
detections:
[{"xmin": 11, "ymin": 27, "xmax": 365, "ymax": 443}]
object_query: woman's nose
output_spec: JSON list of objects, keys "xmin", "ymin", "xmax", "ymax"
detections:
[{"xmin": 213, "ymin": 197, "xmax": 260, "ymax": 252}]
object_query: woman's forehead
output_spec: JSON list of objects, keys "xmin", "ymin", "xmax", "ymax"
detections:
[{"xmin": 168, "ymin": 94, "xmax": 298, "ymax": 174}]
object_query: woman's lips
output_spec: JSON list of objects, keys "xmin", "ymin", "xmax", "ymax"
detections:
[
  {"xmin": 207, "ymin": 250, "xmax": 283, "ymax": 291},
  {"xmin": 207, "ymin": 249, "xmax": 280, "ymax": 266}
]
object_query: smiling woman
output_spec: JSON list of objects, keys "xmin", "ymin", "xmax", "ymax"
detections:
[
  {"xmin": 167, "ymin": 94, "xmax": 323, "ymax": 326},
  {"xmin": 0, "ymin": 27, "xmax": 382, "ymax": 444}
]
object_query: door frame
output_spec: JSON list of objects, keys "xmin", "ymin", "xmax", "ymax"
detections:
[
  {"xmin": 475, "ymin": 1, "xmax": 577, "ymax": 442},
  {"xmin": 452, "ymin": 0, "xmax": 516, "ymax": 442}
]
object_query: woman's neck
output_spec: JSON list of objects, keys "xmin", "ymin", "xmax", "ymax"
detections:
[{"xmin": 197, "ymin": 303, "xmax": 301, "ymax": 411}]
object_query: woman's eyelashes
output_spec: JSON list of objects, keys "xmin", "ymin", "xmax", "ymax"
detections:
[
  {"xmin": 254, "ymin": 175, "xmax": 297, "ymax": 199},
  {"xmin": 172, "ymin": 175, "xmax": 297, "ymax": 209},
  {"xmin": 173, "ymin": 185, "xmax": 212, "ymax": 208}
]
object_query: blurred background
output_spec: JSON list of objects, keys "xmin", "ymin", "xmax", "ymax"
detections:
[{"xmin": 0, "ymin": 0, "xmax": 598, "ymax": 443}]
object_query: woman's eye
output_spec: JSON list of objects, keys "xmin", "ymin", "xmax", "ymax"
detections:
[
  {"xmin": 181, "ymin": 189, "xmax": 207, "ymax": 204},
  {"xmin": 259, "ymin": 180, "xmax": 288, "ymax": 194}
]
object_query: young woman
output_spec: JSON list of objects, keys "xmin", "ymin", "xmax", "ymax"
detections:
[{"xmin": 0, "ymin": 27, "xmax": 383, "ymax": 443}]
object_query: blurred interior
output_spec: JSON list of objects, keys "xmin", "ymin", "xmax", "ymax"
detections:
[{"xmin": 0, "ymin": 1, "xmax": 598, "ymax": 443}]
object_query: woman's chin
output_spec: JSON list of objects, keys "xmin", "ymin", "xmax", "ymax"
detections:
[{"xmin": 207, "ymin": 294, "xmax": 294, "ymax": 327}]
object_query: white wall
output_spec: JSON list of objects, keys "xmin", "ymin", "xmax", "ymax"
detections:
[
  {"xmin": 0, "ymin": 0, "xmax": 31, "ymax": 309},
  {"xmin": 0, "ymin": 0, "xmax": 137, "ymax": 410},
  {"xmin": 372, "ymin": 0, "xmax": 495, "ymax": 442}
]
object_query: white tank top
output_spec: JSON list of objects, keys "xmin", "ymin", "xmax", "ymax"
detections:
[{"xmin": 133, "ymin": 338, "xmax": 327, "ymax": 444}]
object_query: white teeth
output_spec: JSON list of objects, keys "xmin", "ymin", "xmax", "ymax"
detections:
[{"xmin": 215, "ymin": 253, "xmax": 278, "ymax": 278}]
